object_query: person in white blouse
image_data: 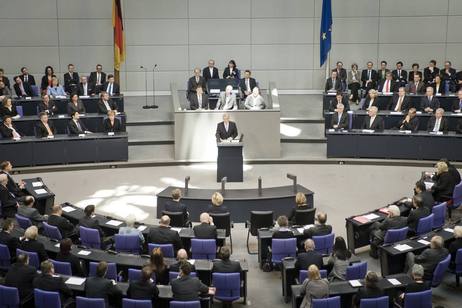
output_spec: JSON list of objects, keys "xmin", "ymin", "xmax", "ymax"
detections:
[
  {"xmin": 216, "ymin": 85, "xmax": 237, "ymax": 110},
  {"xmin": 244, "ymin": 87, "xmax": 266, "ymax": 110}
]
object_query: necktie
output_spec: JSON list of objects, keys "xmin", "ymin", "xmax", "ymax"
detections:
[
  {"xmin": 414, "ymin": 82, "xmax": 418, "ymax": 93},
  {"xmin": 395, "ymin": 97, "xmax": 402, "ymax": 111},
  {"xmin": 24, "ymin": 75, "xmax": 28, "ymax": 83},
  {"xmin": 398, "ymin": 70, "xmax": 401, "ymax": 78},
  {"xmin": 97, "ymin": 73, "xmax": 101, "ymax": 85}
]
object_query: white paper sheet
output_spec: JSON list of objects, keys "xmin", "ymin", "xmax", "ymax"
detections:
[
  {"xmin": 32, "ymin": 181, "xmax": 43, "ymax": 187},
  {"xmin": 424, "ymin": 181, "xmax": 434, "ymax": 190},
  {"xmin": 137, "ymin": 225, "xmax": 147, "ymax": 231},
  {"xmin": 444, "ymin": 228, "xmax": 454, "ymax": 233},
  {"xmin": 34, "ymin": 189, "xmax": 47, "ymax": 194},
  {"xmin": 297, "ymin": 228, "xmax": 305, "ymax": 234},
  {"xmin": 349, "ymin": 280, "xmax": 362, "ymax": 287},
  {"xmin": 387, "ymin": 278, "xmax": 401, "ymax": 286},
  {"xmin": 188, "ymin": 259, "xmax": 195, "ymax": 265},
  {"xmin": 106, "ymin": 220, "xmax": 123, "ymax": 226},
  {"xmin": 364, "ymin": 213, "xmax": 380, "ymax": 220},
  {"xmin": 62, "ymin": 206, "xmax": 76, "ymax": 213},
  {"xmin": 394, "ymin": 244, "xmax": 412, "ymax": 252},
  {"xmin": 417, "ymin": 239, "xmax": 430, "ymax": 246},
  {"xmin": 77, "ymin": 250, "xmax": 91, "ymax": 256},
  {"xmin": 66, "ymin": 277, "xmax": 86, "ymax": 285},
  {"xmin": 362, "ymin": 129, "xmax": 375, "ymax": 133},
  {"xmin": 171, "ymin": 228, "xmax": 182, "ymax": 233}
]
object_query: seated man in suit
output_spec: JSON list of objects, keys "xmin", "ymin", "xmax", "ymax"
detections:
[
  {"xmin": 47, "ymin": 204, "xmax": 77, "ymax": 239},
  {"xmin": 303, "ymin": 212, "xmax": 332, "ymax": 239},
  {"xmin": 295, "ymin": 239, "xmax": 323, "ymax": 270},
  {"xmin": 18, "ymin": 196, "xmax": 47, "ymax": 227},
  {"xmin": 362, "ymin": 89, "xmax": 379, "ymax": 111},
  {"xmin": 377, "ymin": 60, "xmax": 390, "ymax": 83},
  {"xmin": 389, "ymin": 87, "xmax": 410, "ymax": 112},
  {"xmin": 424, "ymin": 60, "xmax": 439, "ymax": 85},
  {"xmin": 362, "ymin": 106, "xmax": 384, "ymax": 131},
  {"xmin": 13, "ymin": 76, "xmax": 33, "ymax": 97},
  {"xmin": 407, "ymin": 195, "xmax": 430, "ymax": 234},
  {"xmin": 216, "ymin": 85, "xmax": 238, "ymax": 110},
  {"xmin": 397, "ymin": 264, "xmax": 430, "ymax": 305},
  {"xmin": 169, "ymin": 249, "xmax": 195, "ymax": 273},
  {"xmin": 79, "ymin": 204, "xmax": 105, "ymax": 240},
  {"xmin": 215, "ymin": 113, "xmax": 238, "ymax": 142},
  {"xmin": 0, "ymin": 115, "xmax": 22, "ymax": 140},
  {"xmin": 89, "ymin": 64, "xmax": 106, "ymax": 94},
  {"xmin": 330, "ymin": 103, "xmax": 349, "ymax": 130},
  {"xmin": 421, "ymin": 86, "xmax": 440, "ymax": 113},
  {"xmin": 193, "ymin": 213, "xmax": 217, "ymax": 239},
  {"xmin": 407, "ymin": 73, "xmax": 425, "ymax": 95},
  {"xmin": 20, "ymin": 66, "xmax": 36, "ymax": 86},
  {"xmin": 0, "ymin": 174, "xmax": 19, "ymax": 218},
  {"xmin": 369, "ymin": 205, "xmax": 407, "ymax": 258},
  {"xmin": 63, "ymin": 64, "xmax": 79, "ymax": 94},
  {"xmin": 78, "ymin": 76, "xmax": 95, "ymax": 97},
  {"xmin": 103, "ymin": 74, "xmax": 120, "ymax": 96},
  {"xmin": 406, "ymin": 235, "xmax": 449, "ymax": 280},
  {"xmin": 273, "ymin": 215, "xmax": 294, "ymax": 239},
  {"xmin": 127, "ymin": 266, "xmax": 159, "ymax": 304},
  {"xmin": 427, "ymin": 108, "xmax": 448, "ymax": 133},
  {"xmin": 0, "ymin": 160, "xmax": 26, "ymax": 198},
  {"xmin": 392, "ymin": 61, "xmax": 408, "ymax": 88},
  {"xmin": 97, "ymin": 91, "xmax": 118, "ymax": 114},
  {"xmin": 68, "ymin": 111, "xmax": 90, "ymax": 135},
  {"xmin": 324, "ymin": 70, "xmax": 342, "ymax": 93},
  {"xmin": 212, "ymin": 246, "xmax": 242, "ymax": 273},
  {"xmin": 202, "ymin": 59, "xmax": 219, "ymax": 82},
  {"xmin": 452, "ymin": 90, "xmax": 462, "ymax": 113},
  {"xmin": 18, "ymin": 226, "xmax": 48, "ymax": 262},
  {"xmin": 147, "ymin": 215, "xmax": 183, "ymax": 252},
  {"xmin": 85, "ymin": 261, "xmax": 123, "ymax": 305},
  {"xmin": 33, "ymin": 260, "xmax": 73, "ymax": 304},
  {"xmin": 413, "ymin": 180, "xmax": 435, "ymax": 211},
  {"xmin": 0, "ymin": 218, "xmax": 19, "ymax": 258},
  {"xmin": 378, "ymin": 72, "xmax": 396, "ymax": 93},
  {"xmin": 5, "ymin": 253, "xmax": 37, "ymax": 303},
  {"xmin": 335, "ymin": 61, "xmax": 347, "ymax": 91},
  {"xmin": 171, "ymin": 261, "xmax": 214, "ymax": 301},
  {"xmin": 329, "ymin": 91, "xmax": 348, "ymax": 112},
  {"xmin": 189, "ymin": 86, "xmax": 209, "ymax": 110},
  {"xmin": 240, "ymin": 70, "xmax": 257, "ymax": 99},
  {"xmin": 398, "ymin": 108, "xmax": 420, "ymax": 132},
  {"xmin": 187, "ymin": 68, "xmax": 207, "ymax": 99},
  {"xmin": 361, "ymin": 61, "xmax": 378, "ymax": 94},
  {"xmin": 36, "ymin": 112, "xmax": 56, "ymax": 138},
  {"xmin": 164, "ymin": 188, "xmax": 189, "ymax": 222}
]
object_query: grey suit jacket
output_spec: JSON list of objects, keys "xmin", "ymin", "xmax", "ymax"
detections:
[
  {"xmin": 216, "ymin": 93, "xmax": 237, "ymax": 110},
  {"xmin": 244, "ymin": 95, "xmax": 266, "ymax": 110},
  {"xmin": 17, "ymin": 205, "xmax": 46, "ymax": 225},
  {"xmin": 189, "ymin": 93, "xmax": 209, "ymax": 110}
]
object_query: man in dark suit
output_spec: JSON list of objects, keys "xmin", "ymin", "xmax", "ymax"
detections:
[
  {"xmin": 212, "ymin": 246, "xmax": 242, "ymax": 273},
  {"xmin": 389, "ymin": 87, "xmax": 410, "ymax": 112},
  {"xmin": 169, "ymin": 249, "xmax": 195, "ymax": 273},
  {"xmin": 36, "ymin": 112, "xmax": 56, "ymax": 138},
  {"xmin": 0, "ymin": 174, "xmax": 19, "ymax": 218},
  {"xmin": 148, "ymin": 215, "xmax": 183, "ymax": 252},
  {"xmin": 0, "ymin": 116, "xmax": 22, "ymax": 140},
  {"xmin": 171, "ymin": 262, "xmax": 212, "ymax": 301},
  {"xmin": 0, "ymin": 160, "xmax": 26, "ymax": 198},
  {"xmin": 19, "ymin": 226, "xmax": 48, "ymax": 262},
  {"xmin": 392, "ymin": 61, "xmax": 408, "ymax": 88},
  {"xmin": 427, "ymin": 108, "xmax": 448, "ymax": 133},
  {"xmin": 423, "ymin": 60, "xmax": 439, "ymax": 85},
  {"xmin": 63, "ymin": 64, "xmax": 80, "ymax": 94},
  {"xmin": 413, "ymin": 180, "xmax": 435, "ymax": 211},
  {"xmin": 189, "ymin": 86, "xmax": 209, "ymax": 110},
  {"xmin": 33, "ymin": 260, "xmax": 73, "ymax": 304},
  {"xmin": 407, "ymin": 195, "xmax": 430, "ymax": 234},
  {"xmin": 97, "ymin": 91, "xmax": 118, "ymax": 114},
  {"xmin": 164, "ymin": 188, "xmax": 189, "ymax": 222},
  {"xmin": 0, "ymin": 218, "xmax": 19, "ymax": 257},
  {"xmin": 295, "ymin": 239, "xmax": 323, "ymax": 270},
  {"xmin": 362, "ymin": 106, "xmax": 384, "ymax": 131},
  {"xmin": 202, "ymin": 59, "xmax": 219, "ymax": 82},
  {"xmin": 193, "ymin": 213, "xmax": 217, "ymax": 239},
  {"xmin": 324, "ymin": 70, "xmax": 342, "ymax": 93},
  {"xmin": 187, "ymin": 68, "xmax": 207, "ymax": 99},
  {"xmin": 361, "ymin": 61, "xmax": 378, "ymax": 93},
  {"xmin": 240, "ymin": 70, "xmax": 257, "ymax": 98},
  {"xmin": 19, "ymin": 67, "xmax": 36, "ymax": 86},
  {"xmin": 421, "ymin": 86, "xmax": 440, "ymax": 113},
  {"xmin": 85, "ymin": 261, "xmax": 123, "ymax": 305},
  {"xmin": 68, "ymin": 111, "xmax": 89, "ymax": 135},
  {"xmin": 328, "ymin": 91, "xmax": 349, "ymax": 112},
  {"xmin": 441, "ymin": 61, "xmax": 457, "ymax": 92},
  {"xmin": 272, "ymin": 215, "xmax": 294, "ymax": 239},
  {"xmin": 377, "ymin": 60, "xmax": 390, "ymax": 83},
  {"xmin": 330, "ymin": 103, "xmax": 349, "ymax": 130},
  {"xmin": 398, "ymin": 108, "xmax": 420, "ymax": 132},
  {"xmin": 452, "ymin": 90, "xmax": 462, "ymax": 113},
  {"xmin": 13, "ymin": 76, "xmax": 33, "ymax": 97},
  {"xmin": 18, "ymin": 196, "xmax": 47, "ymax": 227},
  {"xmin": 88, "ymin": 64, "xmax": 107, "ymax": 94},
  {"xmin": 79, "ymin": 204, "xmax": 105, "ymax": 240},
  {"xmin": 5, "ymin": 254, "xmax": 37, "ymax": 303},
  {"xmin": 406, "ymin": 235, "xmax": 449, "ymax": 280},
  {"xmin": 407, "ymin": 73, "xmax": 426, "ymax": 95},
  {"xmin": 127, "ymin": 266, "xmax": 159, "ymax": 303},
  {"xmin": 102, "ymin": 74, "xmax": 120, "ymax": 96},
  {"xmin": 335, "ymin": 61, "xmax": 347, "ymax": 91},
  {"xmin": 47, "ymin": 204, "xmax": 76, "ymax": 239},
  {"xmin": 78, "ymin": 76, "xmax": 95, "ymax": 96},
  {"xmin": 377, "ymin": 72, "xmax": 396, "ymax": 93},
  {"xmin": 303, "ymin": 212, "xmax": 332, "ymax": 239},
  {"xmin": 0, "ymin": 69, "xmax": 11, "ymax": 89},
  {"xmin": 215, "ymin": 114, "xmax": 238, "ymax": 142}
]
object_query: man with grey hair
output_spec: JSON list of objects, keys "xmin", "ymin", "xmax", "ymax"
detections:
[
  {"xmin": 362, "ymin": 106, "xmax": 384, "ymax": 131},
  {"xmin": 0, "ymin": 173, "xmax": 19, "ymax": 218},
  {"xmin": 427, "ymin": 107, "xmax": 448, "ymax": 133},
  {"xmin": 295, "ymin": 239, "xmax": 323, "ymax": 270},
  {"xmin": 187, "ymin": 68, "xmax": 206, "ymax": 99},
  {"xmin": 449, "ymin": 226, "xmax": 462, "ymax": 269},
  {"xmin": 118, "ymin": 214, "xmax": 145, "ymax": 244},
  {"xmin": 369, "ymin": 205, "xmax": 407, "ymax": 258},
  {"xmin": 330, "ymin": 103, "xmax": 349, "ymax": 130},
  {"xmin": 193, "ymin": 212, "xmax": 217, "ymax": 239},
  {"xmin": 397, "ymin": 264, "xmax": 429, "ymax": 303},
  {"xmin": 148, "ymin": 215, "xmax": 183, "ymax": 252},
  {"xmin": 406, "ymin": 235, "xmax": 449, "ymax": 280}
]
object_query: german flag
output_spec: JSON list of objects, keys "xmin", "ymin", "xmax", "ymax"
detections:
[{"xmin": 112, "ymin": 0, "xmax": 125, "ymax": 72}]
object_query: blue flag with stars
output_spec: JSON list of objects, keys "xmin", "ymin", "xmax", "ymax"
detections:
[{"xmin": 320, "ymin": 0, "xmax": 332, "ymax": 67}]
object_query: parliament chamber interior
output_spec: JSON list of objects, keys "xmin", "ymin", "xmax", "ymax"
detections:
[{"xmin": 1, "ymin": 0, "xmax": 462, "ymax": 307}]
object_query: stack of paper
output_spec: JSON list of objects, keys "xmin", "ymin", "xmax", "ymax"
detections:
[
  {"xmin": 62, "ymin": 206, "xmax": 76, "ymax": 213},
  {"xmin": 349, "ymin": 280, "xmax": 362, "ymax": 287},
  {"xmin": 106, "ymin": 220, "xmax": 123, "ymax": 226},
  {"xmin": 394, "ymin": 244, "xmax": 412, "ymax": 252},
  {"xmin": 34, "ymin": 189, "xmax": 47, "ymax": 195},
  {"xmin": 66, "ymin": 277, "xmax": 86, "ymax": 285},
  {"xmin": 77, "ymin": 250, "xmax": 91, "ymax": 256},
  {"xmin": 417, "ymin": 239, "xmax": 430, "ymax": 246},
  {"xmin": 387, "ymin": 278, "xmax": 401, "ymax": 286}
]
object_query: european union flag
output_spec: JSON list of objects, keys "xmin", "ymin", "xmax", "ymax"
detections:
[{"xmin": 320, "ymin": 0, "xmax": 332, "ymax": 67}]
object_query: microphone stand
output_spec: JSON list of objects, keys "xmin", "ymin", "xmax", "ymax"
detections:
[
  {"xmin": 140, "ymin": 66, "xmax": 149, "ymax": 109},
  {"xmin": 147, "ymin": 64, "xmax": 159, "ymax": 109}
]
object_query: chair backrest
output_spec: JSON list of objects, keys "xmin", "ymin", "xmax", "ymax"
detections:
[
  {"xmin": 191, "ymin": 239, "xmax": 216, "ymax": 260},
  {"xmin": 212, "ymin": 272, "xmax": 241, "ymax": 302},
  {"xmin": 0, "ymin": 285, "xmax": 20, "ymax": 308},
  {"xmin": 114, "ymin": 234, "xmax": 140, "ymax": 254},
  {"xmin": 31, "ymin": 85, "xmax": 40, "ymax": 97},
  {"xmin": 43, "ymin": 222, "xmax": 63, "ymax": 241},
  {"xmin": 209, "ymin": 212, "xmax": 231, "ymax": 236},
  {"xmin": 169, "ymin": 301, "xmax": 201, "ymax": 308},
  {"xmin": 79, "ymin": 226, "xmax": 101, "ymax": 249},
  {"xmin": 416, "ymin": 214, "xmax": 434, "ymax": 235},
  {"xmin": 122, "ymin": 298, "xmax": 152, "ymax": 308},
  {"xmin": 346, "ymin": 262, "xmax": 367, "ymax": 280},
  {"xmin": 76, "ymin": 296, "xmax": 105, "ymax": 308},
  {"xmin": 16, "ymin": 248, "xmax": 39, "ymax": 269},
  {"xmin": 299, "ymin": 269, "xmax": 327, "ymax": 283},
  {"xmin": 89, "ymin": 262, "xmax": 117, "ymax": 280},
  {"xmin": 294, "ymin": 208, "xmax": 316, "ymax": 225},
  {"xmin": 383, "ymin": 227, "xmax": 409, "ymax": 245},
  {"xmin": 249, "ymin": 211, "xmax": 274, "ymax": 235},
  {"xmin": 0, "ymin": 243, "xmax": 11, "ymax": 269},
  {"xmin": 169, "ymin": 271, "xmax": 197, "ymax": 282},
  {"xmin": 403, "ymin": 289, "xmax": 432, "ymax": 308},
  {"xmin": 34, "ymin": 289, "xmax": 61, "ymax": 308},
  {"xmin": 312, "ymin": 296, "xmax": 341, "ymax": 308},
  {"xmin": 148, "ymin": 243, "xmax": 174, "ymax": 258},
  {"xmin": 431, "ymin": 254, "xmax": 451, "ymax": 287},
  {"xmin": 455, "ymin": 248, "xmax": 462, "ymax": 273},
  {"xmin": 432, "ymin": 202, "xmax": 447, "ymax": 229},
  {"xmin": 359, "ymin": 296, "xmax": 389, "ymax": 308},
  {"xmin": 50, "ymin": 259, "xmax": 72, "ymax": 276},
  {"xmin": 271, "ymin": 238, "xmax": 297, "ymax": 263},
  {"xmin": 312, "ymin": 233, "xmax": 335, "ymax": 255},
  {"xmin": 162, "ymin": 211, "xmax": 185, "ymax": 228},
  {"xmin": 16, "ymin": 106, "xmax": 24, "ymax": 117},
  {"xmin": 452, "ymin": 182, "xmax": 462, "ymax": 207},
  {"xmin": 15, "ymin": 214, "xmax": 32, "ymax": 229}
]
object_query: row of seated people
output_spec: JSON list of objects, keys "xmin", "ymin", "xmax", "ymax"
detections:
[
  {"xmin": 0, "ymin": 64, "xmax": 119, "ymax": 97},
  {"xmin": 326, "ymin": 60, "xmax": 462, "ymax": 103}
]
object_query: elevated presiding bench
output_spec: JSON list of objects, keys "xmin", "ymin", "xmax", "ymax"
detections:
[
  {"xmin": 157, "ymin": 185, "xmax": 314, "ymax": 223},
  {"xmin": 326, "ymin": 129, "xmax": 462, "ymax": 161},
  {"xmin": 0, "ymin": 133, "xmax": 128, "ymax": 167}
]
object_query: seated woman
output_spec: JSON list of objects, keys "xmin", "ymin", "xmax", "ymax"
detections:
[
  {"xmin": 354, "ymin": 271, "xmax": 385, "ymax": 307},
  {"xmin": 362, "ymin": 89, "xmax": 378, "ymax": 110},
  {"xmin": 146, "ymin": 247, "xmax": 169, "ymax": 285},
  {"xmin": 223, "ymin": 60, "xmax": 240, "ymax": 80},
  {"xmin": 288, "ymin": 192, "xmax": 310, "ymax": 224},
  {"xmin": 433, "ymin": 75, "xmax": 445, "ymax": 95},
  {"xmin": 38, "ymin": 94, "xmax": 58, "ymax": 116},
  {"xmin": 244, "ymin": 87, "xmax": 266, "ymax": 110},
  {"xmin": 55, "ymin": 238, "xmax": 84, "ymax": 277},
  {"xmin": 216, "ymin": 85, "xmax": 237, "ymax": 110},
  {"xmin": 67, "ymin": 93, "xmax": 86, "ymax": 116},
  {"xmin": 432, "ymin": 161, "xmax": 457, "ymax": 202},
  {"xmin": 41, "ymin": 66, "xmax": 54, "ymax": 92},
  {"xmin": 0, "ymin": 97, "xmax": 19, "ymax": 118},
  {"xmin": 0, "ymin": 115, "xmax": 21, "ymax": 139},
  {"xmin": 299, "ymin": 265, "xmax": 329, "ymax": 308},
  {"xmin": 103, "ymin": 110, "xmax": 122, "ymax": 133},
  {"xmin": 46, "ymin": 76, "xmax": 66, "ymax": 97},
  {"xmin": 36, "ymin": 112, "xmax": 56, "ymax": 138},
  {"xmin": 207, "ymin": 192, "xmax": 228, "ymax": 214},
  {"xmin": 327, "ymin": 236, "xmax": 352, "ymax": 281}
]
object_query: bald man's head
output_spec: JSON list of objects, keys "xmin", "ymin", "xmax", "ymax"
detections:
[
  {"xmin": 177, "ymin": 249, "xmax": 188, "ymax": 261},
  {"xmin": 160, "ymin": 215, "xmax": 171, "ymax": 226},
  {"xmin": 200, "ymin": 212, "xmax": 210, "ymax": 224},
  {"xmin": 51, "ymin": 204, "xmax": 62, "ymax": 215}
]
